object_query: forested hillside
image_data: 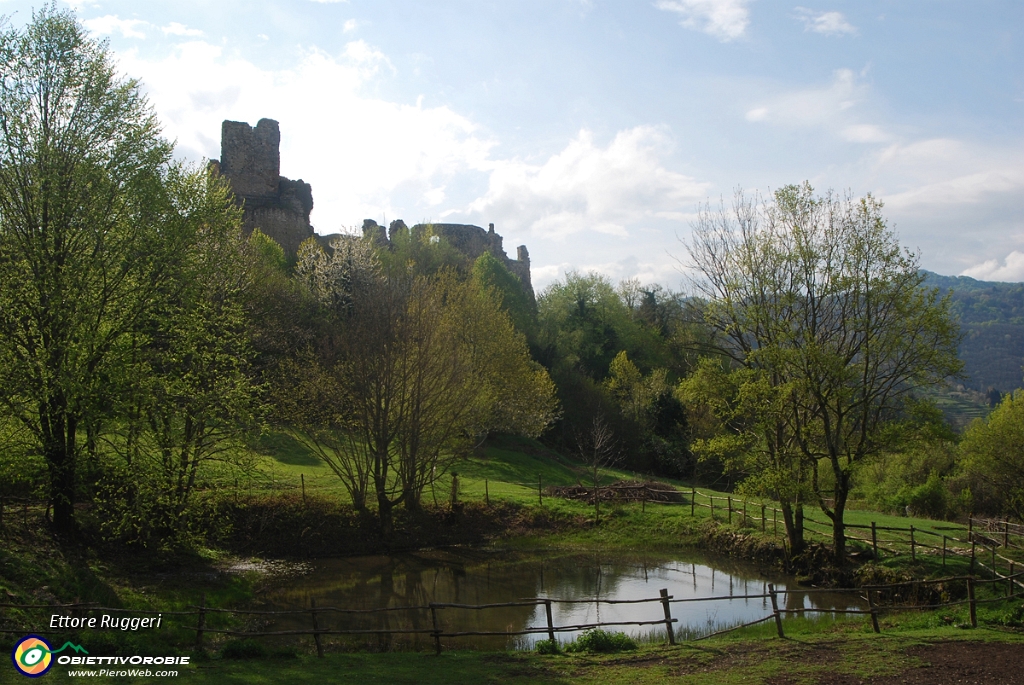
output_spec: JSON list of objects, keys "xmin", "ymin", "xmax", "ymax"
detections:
[{"xmin": 923, "ymin": 271, "xmax": 1024, "ymax": 394}]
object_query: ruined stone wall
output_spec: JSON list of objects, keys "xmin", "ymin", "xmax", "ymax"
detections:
[
  {"xmin": 362, "ymin": 219, "xmax": 534, "ymax": 302},
  {"xmin": 213, "ymin": 117, "xmax": 533, "ymax": 299},
  {"xmin": 212, "ymin": 118, "xmax": 315, "ymax": 258}
]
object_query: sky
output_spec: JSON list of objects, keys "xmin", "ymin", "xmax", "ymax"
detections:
[{"xmin": 5, "ymin": 0, "xmax": 1023, "ymax": 289}]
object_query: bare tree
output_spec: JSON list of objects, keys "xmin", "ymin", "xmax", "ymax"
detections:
[{"xmin": 574, "ymin": 415, "xmax": 619, "ymax": 522}]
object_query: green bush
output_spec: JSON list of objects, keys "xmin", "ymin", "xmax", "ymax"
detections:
[
  {"xmin": 564, "ymin": 629, "xmax": 637, "ymax": 653},
  {"xmin": 534, "ymin": 639, "xmax": 560, "ymax": 654}
]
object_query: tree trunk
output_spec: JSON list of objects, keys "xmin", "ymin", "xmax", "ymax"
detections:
[
  {"xmin": 377, "ymin": 493, "xmax": 394, "ymax": 539},
  {"xmin": 781, "ymin": 500, "xmax": 805, "ymax": 556},
  {"xmin": 832, "ymin": 485, "xmax": 849, "ymax": 566},
  {"xmin": 43, "ymin": 409, "xmax": 77, "ymax": 535}
]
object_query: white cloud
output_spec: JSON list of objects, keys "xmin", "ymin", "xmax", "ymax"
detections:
[
  {"xmin": 113, "ymin": 38, "xmax": 713, "ymax": 288},
  {"xmin": 842, "ymin": 124, "xmax": 887, "ymax": 143},
  {"xmin": 161, "ymin": 22, "xmax": 203, "ymax": 37},
  {"xmin": 342, "ymin": 19, "xmax": 359, "ymax": 33},
  {"xmin": 341, "ymin": 39, "xmax": 394, "ymax": 76},
  {"xmin": 962, "ymin": 252, "xmax": 1024, "ymax": 282},
  {"xmin": 654, "ymin": 0, "xmax": 751, "ymax": 42},
  {"xmin": 118, "ymin": 40, "xmax": 494, "ymax": 233},
  {"xmin": 423, "ymin": 187, "xmax": 446, "ymax": 205},
  {"xmin": 464, "ymin": 126, "xmax": 711, "ymax": 241},
  {"xmin": 849, "ymin": 137, "xmax": 1024, "ymax": 279},
  {"xmin": 746, "ymin": 68, "xmax": 861, "ymax": 126},
  {"xmin": 534, "ymin": 255, "xmax": 685, "ymax": 290},
  {"xmin": 794, "ymin": 8, "xmax": 857, "ymax": 36},
  {"xmin": 83, "ymin": 15, "xmax": 148, "ymax": 39},
  {"xmin": 874, "ymin": 139, "xmax": 1024, "ymax": 210},
  {"xmin": 745, "ymin": 69, "xmax": 890, "ymax": 142}
]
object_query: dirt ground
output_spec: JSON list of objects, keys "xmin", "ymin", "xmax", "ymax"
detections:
[{"xmin": 757, "ymin": 640, "xmax": 1024, "ymax": 685}]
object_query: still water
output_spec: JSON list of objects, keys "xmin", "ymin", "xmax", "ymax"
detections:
[{"xmin": 256, "ymin": 548, "xmax": 863, "ymax": 650}]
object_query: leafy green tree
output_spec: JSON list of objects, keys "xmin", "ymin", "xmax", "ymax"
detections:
[
  {"xmin": 687, "ymin": 183, "xmax": 962, "ymax": 563},
  {"xmin": 281, "ymin": 239, "xmax": 557, "ymax": 534},
  {"xmin": 959, "ymin": 391, "xmax": 1024, "ymax": 519},
  {"xmin": 471, "ymin": 251, "xmax": 534, "ymax": 336},
  {"xmin": 131, "ymin": 169, "xmax": 260, "ymax": 530},
  {"xmin": 0, "ymin": 7, "xmax": 172, "ymax": 533},
  {"xmin": 677, "ymin": 358, "xmax": 810, "ymax": 548}
]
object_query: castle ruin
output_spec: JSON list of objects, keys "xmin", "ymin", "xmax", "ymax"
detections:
[
  {"xmin": 361, "ymin": 219, "xmax": 534, "ymax": 302},
  {"xmin": 213, "ymin": 118, "xmax": 533, "ymax": 300},
  {"xmin": 210, "ymin": 118, "xmax": 316, "ymax": 257}
]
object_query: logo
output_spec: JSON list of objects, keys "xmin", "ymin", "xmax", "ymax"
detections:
[{"xmin": 11, "ymin": 636, "xmax": 88, "ymax": 678}]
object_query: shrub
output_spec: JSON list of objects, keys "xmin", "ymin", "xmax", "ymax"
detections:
[
  {"xmin": 534, "ymin": 639, "xmax": 560, "ymax": 655},
  {"xmin": 564, "ymin": 629, "xmax": 636, "ymax": 653}
]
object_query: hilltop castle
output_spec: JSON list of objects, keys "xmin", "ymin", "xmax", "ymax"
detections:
[{"xmin": 211, "ymin": 118, "xmax": 533, "ymax": 300}]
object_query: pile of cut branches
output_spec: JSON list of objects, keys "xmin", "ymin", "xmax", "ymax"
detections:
[{"xmin": 549, "ymin": 480, "xmax": 683, "ymax": 504}]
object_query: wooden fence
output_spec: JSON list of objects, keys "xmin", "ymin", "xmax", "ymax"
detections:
[{"xmin": 5, "ymin": 571, "xmax": 1023, "ymax": 656}]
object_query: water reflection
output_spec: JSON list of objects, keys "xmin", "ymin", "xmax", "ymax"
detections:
[{"xmin": 258, "ymin": 548, "xmax": 864, "ymax": 650}]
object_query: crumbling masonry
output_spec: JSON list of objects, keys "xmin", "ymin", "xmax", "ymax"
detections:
[{"xmin": 212, "ymin": 118, "xmax": 533, "ymax": 300}]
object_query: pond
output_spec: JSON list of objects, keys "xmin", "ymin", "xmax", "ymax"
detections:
[{"xmin": 254, "ymin": 547, "xmax": 864, "ymax": 650}]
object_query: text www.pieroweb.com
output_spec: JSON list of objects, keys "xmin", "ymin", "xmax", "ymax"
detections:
[{"xmin": 66, "ymin": 668, "xmax": 178, "ymax": 677}]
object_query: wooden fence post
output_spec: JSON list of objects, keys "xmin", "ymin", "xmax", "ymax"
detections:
[
  {"xmin": 871, "ymin": 522, "xmax": 878, "ymax": 559},
  {"xmin": 742, "ymin": 499, "xmax": 747, "ymax": 525},
  {"xmin": 1009, "ymin": 562, "xmax": 1015, "ymax": 597},
  {"xmin": 659, "ymin": 588, "xmax": 676, "ymax": 645},
  {"xmin": 727, "ymin": 496, "xmax": 733, "ymax": 524},
  {"xmin": 773, "ymin": 508, "xmax": 778, "ymax": 537},
  {"xmin": 910, "ymin": 526, "xmax": 916, "ymax": 561},
  {"xmin": 430, "ymin": 603, "xmax": 442, "ymax": 655},
  {"xmin": 866, "ymin": 589, "xmax": 880, "ymax": 634},
  {"xmin": 310, "ymin": 598, "xmax": 324, "ymax": 657},
  {"xmin": 544, "ymin": 600, "xmax": 555, "ymax": 643},
  {"xmin": 992, "ymin": 546, "xmax": 997, "ymax": 578},
  {"xmin": 761, "ymin": 504, "xmax": 766, "ymax": 533},
  {"xmin": 970, "ymin": 540, "xmax": 976, "ymax": 574},
  {"xmin": 485, "ymin": 478, "xmax": 489, "ymax": 507},
  {"xmin": 942, "ymin": 536, "xmax": 947, "ymax": 570},
  {"xmin": 1005, "ymin": 520, "xmax": 1010, "ymax": 548},
  {"xmin": 967, "ymin": 577, "xmax": 977, "ymax": 628},
  {"xmin": 301, "ymin": 474, "xmax": 307, "ymax": 506},
  {"xmin": 710, "ymin": 496, "xmax": 715, "ymax": 521},
  {"xmin": 968, "ymin": 515, "xmax": 973, "ymax": 542},
  {"xmin": 768, "ymin": 584, "xmax": 785, "ymax": 638},
  {"xmin": 690, "ymin": 487, "xmax": 695, "ymax": 516},
  {"xmin": 195, "ymin": 593, "xmax": 207, "ymax": 652},
  {"xmin": 538, "ymin": 475, "xmax": 543, "ymax": 505}
]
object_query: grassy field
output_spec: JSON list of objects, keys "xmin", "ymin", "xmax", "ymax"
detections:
[
  {"xmin": 27, "ymin": 616, "xmax": 1024, "ymax": 684},
  {"xmin": 249, "ymin": 431, "xmax": 979, "ymax": 563},
  {"xmin": 8, "ymin": 432, "xmax": 1024, "ymax": 683}
]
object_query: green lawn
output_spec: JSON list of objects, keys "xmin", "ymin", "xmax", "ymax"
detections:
[{"xmin": 32, "ymin": 623, "xmax": 1024, "ymax": 684}]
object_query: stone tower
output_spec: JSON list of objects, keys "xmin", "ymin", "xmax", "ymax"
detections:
[{"xmin": 211, "ymin": 118, "xmax": 315, "ymax": 258}]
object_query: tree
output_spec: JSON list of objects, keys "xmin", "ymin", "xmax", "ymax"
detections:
[
  {"xmin": 128, "ymin": 168, "xmax": 260, "ymax": 530},
  {"xmin": 471, "ymin": 251, "xmax": 535, "ymax": 337},
  {"xmin": 280, "ymin": 238, "xmax": 557, "ymax": 535},
  {"xmin": 573, "ymin": 415, "xmax": 618, "ymax": 522},
  {"xmin": 0, "ymin": 7, "xmax": 172, "ymax": 534},
  {"xmin": 686, "ymin": 183, "xmax": 962, "ymax": 563},
  {"xmin": 959, "ymin": 391, "xmax": 1024, "ymax": 519}
]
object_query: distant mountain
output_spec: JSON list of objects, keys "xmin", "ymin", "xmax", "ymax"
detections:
[{"xmin": 922, "ymin": 271, "xmax": 1024, "ymax": 394}]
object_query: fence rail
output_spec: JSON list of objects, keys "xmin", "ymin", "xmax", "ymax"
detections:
[{"xmin": 7, "ymin": 571, "xmax": 1024, "ymax": 655}]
